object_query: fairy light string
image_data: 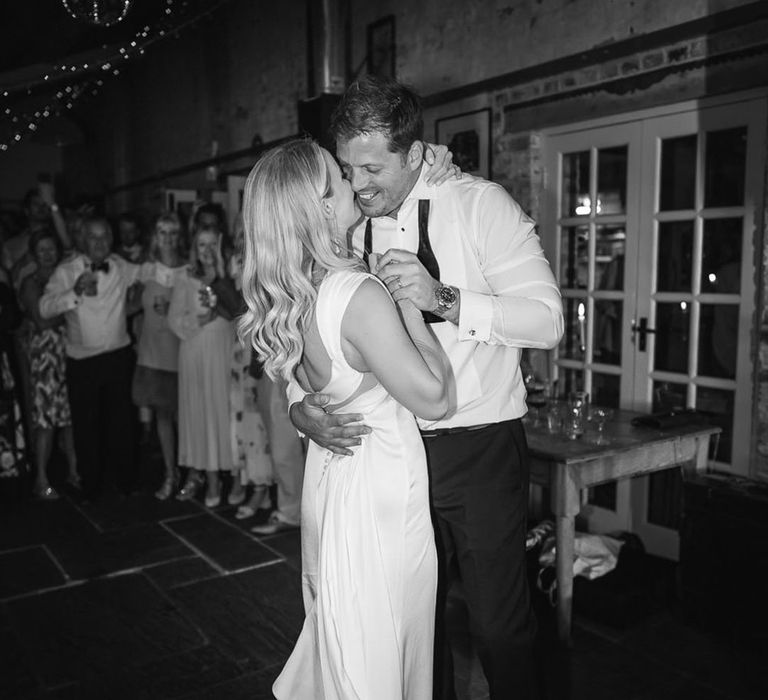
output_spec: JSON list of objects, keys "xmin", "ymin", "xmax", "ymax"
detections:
[{"xmin": 0, "ymin": 0, "xmax": 230, "ymax": 152}]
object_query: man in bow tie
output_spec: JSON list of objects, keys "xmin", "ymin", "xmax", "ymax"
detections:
[
  {"xmin": 289, "ymin": 76, "xmax": 563, "ymax": 700},
  {"xmin": 40, "ymin": 216, "xmax": 143, "ymax": 502}
]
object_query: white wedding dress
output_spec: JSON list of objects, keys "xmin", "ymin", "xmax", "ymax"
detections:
[{"xmin": 273, "ymin": 270, "xmax": 437, "ymax": 700}]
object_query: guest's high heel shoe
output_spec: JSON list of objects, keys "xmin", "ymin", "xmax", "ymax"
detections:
[
  {"xmin": 33, "ymin": 485, "xmax": 59, "ymax": 500},
  {"xmin": 176, "ymin": 474, "xmax": 202, "ymax": 501},
  {"xmin": 155, "ymin": 471, "xmax": 179, "ymax": 501}
]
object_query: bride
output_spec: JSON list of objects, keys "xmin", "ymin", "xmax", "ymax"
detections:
[{"xmin": 239, "ymin": 139, "xmax": 454, "ymax": 699}]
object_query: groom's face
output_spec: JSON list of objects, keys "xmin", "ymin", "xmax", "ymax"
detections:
[{"xmin": 336, "ymin": 130, "xmax": 421, "ymax": 220}]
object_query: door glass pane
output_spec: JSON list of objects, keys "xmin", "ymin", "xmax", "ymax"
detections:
[
  {"xmin": 660, "ymin": 135, "xmax": 697, "ymax": 211},
  {"xmin": 592, "ymin": 373, "xmax": 620, "ymax": 408},
  {"xmin": 596, "ymin": 225, "xmax": 625, "ymax": 290},
  {"xmin": 702, "ymin": 218, "xmax": 742, "ymax": 294},
  {"xmin": 654, "ymin": 302, "xmax": 690, "ymax": 373},
  {"xmin": 594, "ymin": 300, "xmax": 622, "ymax": 365},
  {"xmin": 656, "ymin": 221, "xmax": 693, "ymax": 292},
  {"xmin": 698, "ymin": 304, "xmax": 738, "ymax": 379},
  {"xmin": 562, "ymin": 151, "xmax": 591, "ymax": 217},
  {"xmin": 556, "ymin": 367, "xmax": 584, "ymax": 399},
  {"xmin": 560, "ymin": 225, "xmax": 588, "ymax": 288},
  {"xmin": 559, "ymin": 298, "xmax": 586, "ymax": 361},
  {"xmin": 704, "ymin": 127, "xmax": 747, "ymax": 207},
  {"xmin": 696, "ymin": 387, "xmax": 733, "ymax": 462},
  {"xmin": 653, "ymin": 380, "xmax": 688, "ymax": 412},
  {"xmin": 597, "ymin": 146, "xmax": 628, "ymax": 215}
]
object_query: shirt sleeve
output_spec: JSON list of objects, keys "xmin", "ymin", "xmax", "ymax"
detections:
[
  {"xmin": 39, "ymin": 263, "xmax": 80, "ymax": 319},
  {"xmin": 285, "ymin": 378, "xmax": 308, "ymax": 439},
  {"xmin": 167, "ymin": 274, "xmax": 200, "ymax": 341},
  {"xmin": 457, "ymin": 184, "xmax": 563, "ymax": 349},
  {"xmin": 123, "ymin": 260, "xmax": 142, "ymax": 285}
]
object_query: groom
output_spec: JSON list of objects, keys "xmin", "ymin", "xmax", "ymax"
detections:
[{"xmin": 289, "ymin": 76, "xmax": 563, "ymax": 700}]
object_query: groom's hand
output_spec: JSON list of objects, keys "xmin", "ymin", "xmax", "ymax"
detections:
[{"xmin": 289, "ymin": 393, "xmax": 371, "ymax": 456}]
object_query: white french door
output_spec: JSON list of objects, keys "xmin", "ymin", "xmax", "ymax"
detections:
[{"xmin": 541, "ymin": 92, "xmax": 766, "ymax": 559}]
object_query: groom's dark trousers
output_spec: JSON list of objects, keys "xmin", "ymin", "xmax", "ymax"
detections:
[{"xmin": 423, "ymin": 418, "xmax": 540, "ymax": 700}]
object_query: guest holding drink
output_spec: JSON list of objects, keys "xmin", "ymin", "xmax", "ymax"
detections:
[
  {"xmin": 169, "ymin": 226, "xmax": 243, "ymax": 507},
  {"xmin": 132, "ymin": 212, "xmax": 186, "ymax": 499},
  {"xmin": 20, "ymin": 230, "xmax": 79, "ymax": 499}
]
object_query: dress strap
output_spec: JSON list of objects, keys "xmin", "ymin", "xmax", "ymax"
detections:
[{"xmin": 316, "ymin": 271, "xmax": 379, "ymax": 368}]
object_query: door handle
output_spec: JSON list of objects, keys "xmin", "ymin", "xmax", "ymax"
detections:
[{"xmin": 631, "ymin": 317, "xmax": 656, "ymax": 352}]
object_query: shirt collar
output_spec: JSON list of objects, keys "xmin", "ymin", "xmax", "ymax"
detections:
[{"xmin": 402, "ymin": 162, "xmax": 440, "ymax": 204}]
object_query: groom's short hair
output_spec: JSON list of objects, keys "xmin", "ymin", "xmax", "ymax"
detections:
[{"xmin": 330, "ymin": 75, "xmax": 423, "ymax": 158}]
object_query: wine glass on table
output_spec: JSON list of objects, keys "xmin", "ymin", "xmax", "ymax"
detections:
[
  {"xmin": 588, "ymin": 406, "xmax": 614, "ymax": 445},
  {"xmin": 525, "ymin": 373, "xmax": 549, "ymax": 428}
]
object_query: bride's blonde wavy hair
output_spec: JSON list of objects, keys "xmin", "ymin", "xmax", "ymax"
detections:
[{"xmin": 239, "ymin": 139, "xmax": 363, "ymax": 383}]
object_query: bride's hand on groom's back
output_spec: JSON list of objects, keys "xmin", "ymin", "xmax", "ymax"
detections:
[{"xmin": 289, "ymin": 393, "xmax": 371, "ymax": 457}]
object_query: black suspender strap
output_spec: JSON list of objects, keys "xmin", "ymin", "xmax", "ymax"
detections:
[
  {"xmin": 363, "ymin": 218, "xmax": 373, "ymax": 269},
  {"xmin": 363, "ymin": 200, "xmax": 444, "ymax": 323},
  {"xmin": 416, "ymin": 200, "xmax": 444, "ymax": 324}
]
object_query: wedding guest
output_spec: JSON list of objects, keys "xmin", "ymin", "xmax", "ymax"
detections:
[
  {"xmin": 20, "ymin": 230, "xmax": 79, "ymax": 499},
  {"xmin": 248, "ymin": 375, "xmax": 305, "ymax": 534},
  {"xmin": 169, "ymin": 226, "xmax": 243, "ymax": 507},
  {"xmin": 116, "ymin": 212, "xmax": 147, "ymax": 264},
  {"xmin": 6, "ymin": 182, "xmax": 72, "ymax": 447},
  {"xmin": 132, "ymin": 212, "xmax": 186, "ymax": 499},
  {"xmin": 228, "ymin": 216, "xmax": 273, "ymax": 517},
  {"xmin": 0, "ymin": 279, "xmax": 27, "ymax": 489},
  {"xmin": 39, "ymin": 216, "xmax": 141, "ymax": 502}
]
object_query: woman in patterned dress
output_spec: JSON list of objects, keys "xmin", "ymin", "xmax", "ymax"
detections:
[
  {"xmin": 19, "ymin": 230, "xmax": 78, "ymax": 499},
  {"xmin": 228, "ymin": 216, "xmax": 273, "ymax": 518}
]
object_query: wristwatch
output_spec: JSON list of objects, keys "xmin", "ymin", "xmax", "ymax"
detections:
[{"xmin": 434, "ymin": 284, "xmax": 458, "ymax": 314}]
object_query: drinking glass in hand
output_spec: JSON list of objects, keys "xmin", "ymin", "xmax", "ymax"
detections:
[{"xmin": 153, "ymin": 295, "xmax": 169, "ymax": 316}]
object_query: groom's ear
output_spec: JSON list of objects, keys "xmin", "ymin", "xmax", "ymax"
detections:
[{"xmin": 406, "ymin": 141, "xmax": 424, "ymax": 172}]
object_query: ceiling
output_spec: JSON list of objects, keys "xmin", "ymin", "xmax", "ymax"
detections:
[{"xmin": 0, "ymin": 1, "xmax": 173, "ymax": 76}]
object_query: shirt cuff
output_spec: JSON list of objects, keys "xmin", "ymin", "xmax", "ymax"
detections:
[{"xmin": 457, "ymin": 288, "xmax": 493, "ymax": 342}]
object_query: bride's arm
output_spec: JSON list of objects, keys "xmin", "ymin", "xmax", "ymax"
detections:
[{"xmin": 342, "ymin": 279, "xmax": 453, "ymax": 421}]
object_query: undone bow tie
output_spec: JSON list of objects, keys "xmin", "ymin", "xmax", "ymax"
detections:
[{"xmin": 91, "ymin": 261, "xmax": 110, "ymax": 273}]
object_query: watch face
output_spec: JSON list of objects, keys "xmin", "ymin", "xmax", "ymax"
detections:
[{"xmin": 437, "ymin": 285, "xmax": 457, "ymax": 307}]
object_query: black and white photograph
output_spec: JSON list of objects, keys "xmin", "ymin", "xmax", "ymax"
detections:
[{"xmin": 1, "ymin": 1, "xmax": 767, "ymax": 699}]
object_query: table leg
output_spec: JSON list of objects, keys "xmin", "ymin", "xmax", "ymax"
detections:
[{"xmin": 556, "ymin": 513, "xmax": 575, "ymax": 644}]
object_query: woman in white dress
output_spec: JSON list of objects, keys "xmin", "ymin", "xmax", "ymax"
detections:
[
  {"xmin": 169, "ymin": 226, "xmax": 243, "ymax": 507},
  {"xmin": 239, "ymin": 139, "xmax": 454, "ymax": 700}
]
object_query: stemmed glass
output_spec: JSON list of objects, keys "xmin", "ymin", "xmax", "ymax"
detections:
[{"xmin": 588, "ymin": 406, "xmax": 614, "ymax": 444}]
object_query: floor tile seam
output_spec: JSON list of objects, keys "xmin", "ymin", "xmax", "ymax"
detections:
[
  {"xmin": 41, "ymin": 543, "xmax": 72, "ymax": 583},
  {"xmin": 159, "ymin": 520, "xmax": 227, "ymax": 575},
  {"xmin": 0, "ymin": 555, "xmax": 209, "ymax": 604},
  {"xmin": 199, "ymin": 506, "xmax": 293, "ymax": 561},
  {"xmin": 0, "ymin": 543, "xmax": 48, "ymax": 556},
  {"xmin": 166, "ymin": 557, "xmax": 285, "ymax": 591},
  {"xmin": 138, "ymin": 569, "xmax": 213, "ymax": 650},
  {"xmin": 62, "ymin": 494, "xmax": 106, "ymax": 533},
  {"xmin": 139, "ymin": 553, "xmax": 201, "ymax": 571},
  {"xmin": 0, "ymin": 576, "xmax": 90, "ymax": 603}
]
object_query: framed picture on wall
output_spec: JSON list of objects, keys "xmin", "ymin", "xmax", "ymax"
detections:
[
  {"xmin": 367, "ymin": 15, "xmax": 396, "ymax": 78},
  {"xmin": 435, "ymin": 108, "xmax": 491, "ymax": 179}
]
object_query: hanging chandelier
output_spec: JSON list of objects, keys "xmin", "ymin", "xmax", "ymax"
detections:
[{"xmin": 61, "ymin": 0, "xmax": 132, "ymax": 27}]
